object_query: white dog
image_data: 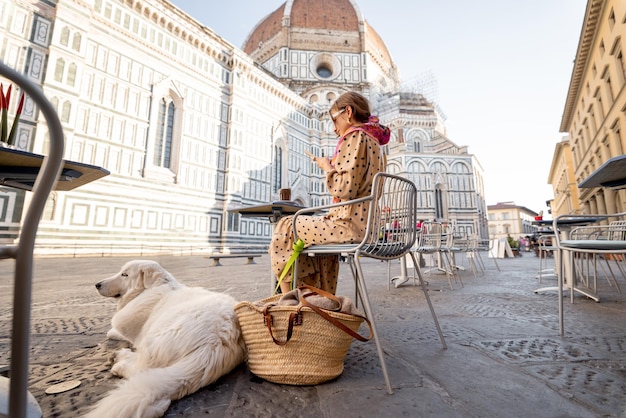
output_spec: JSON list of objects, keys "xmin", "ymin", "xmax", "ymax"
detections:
[{"xmin": 85, "ymin": 260, "xmax": 246, "ymax": 418}]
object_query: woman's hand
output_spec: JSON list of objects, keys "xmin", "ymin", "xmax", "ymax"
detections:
[
  {"xmin": 306, "ymin": 151, "xmax": 333, "ymax": 172},
  {"xmin": 315, "ymin": 156, "xmax": 333, "ymax": 172}
]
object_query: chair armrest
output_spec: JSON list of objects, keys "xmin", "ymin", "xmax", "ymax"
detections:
[{"xmin": 552, "ymin": 212, "xmax": 626, "ymax": 245}]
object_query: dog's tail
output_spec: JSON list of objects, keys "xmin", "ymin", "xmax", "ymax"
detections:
[
  {"xmin": 83, "ymin": 366, "xmax": 181, "ymax": 418},
  {"xmin": 83, "ymin": 349, "xmax": 241, "ymax": 418}
]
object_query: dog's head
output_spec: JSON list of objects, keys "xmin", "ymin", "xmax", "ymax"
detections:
[{"xmin": 95, "ymin": 260, "xmax": 176, "ymax": 305}]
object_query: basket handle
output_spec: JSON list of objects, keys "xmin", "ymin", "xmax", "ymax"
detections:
[
  {"xmin": 298, "ymin": 285, "xmax": 373, "ymax": 342},
  {"xmin": 263, "ymin": 285, "xmax": 373, "ymax": 345},
  {"xmin": 298, "ymin": 284, "xmax": 343, "ymax": 311},
  {"xmin": 263, "ymin": 305, "xmax": 303, "ymax": 346}
]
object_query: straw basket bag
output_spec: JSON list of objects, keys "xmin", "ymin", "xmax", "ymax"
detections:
[{"xmin": 234, "ymin": 285, "xmax": 372, "ymax": 385}]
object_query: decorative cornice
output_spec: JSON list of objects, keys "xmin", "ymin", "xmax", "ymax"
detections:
[{"xmin": 560, "ymin": 0, "xmax": 604, "ymax": 132}]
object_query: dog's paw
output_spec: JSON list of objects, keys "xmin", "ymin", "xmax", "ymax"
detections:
[
  {"xmin": 110, "ymin": 348, "xmax": 137, "ymax": 377},
  {"xmin": 106, "ymin": 351, "xmax": 117, "ymax": 367},
  {"xmin": 106, "ymin": 328, "xmax": 128, "ymax": 341},
  {"xmin": 113, "ymin": 347, "xmax": 135, "ymax": 363}
]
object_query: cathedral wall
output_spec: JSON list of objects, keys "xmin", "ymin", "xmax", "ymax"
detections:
[{"xmin": 0, "ymin": 0, "xmax": 488, "ymax": 255}]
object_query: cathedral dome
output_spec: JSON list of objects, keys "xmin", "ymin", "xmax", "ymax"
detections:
[{"xmin": 242, "ymin": 0, "xmax": 395, "ymax": 77}]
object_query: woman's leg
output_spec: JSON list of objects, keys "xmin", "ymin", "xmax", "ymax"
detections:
[
  {"xmin": 293, "ymin": 215, "xmax": 343, "ymax": 293},
  {"xmin": 270, "ymin": 215, "xmax": 318, "ymax": 292},
  {"xmin": 270, "ymin": 214, "xmax": 349, "ymax": 294},
  {"xmin": 316, "ymin": 255, "xmax": 339, "ymax": 293}
]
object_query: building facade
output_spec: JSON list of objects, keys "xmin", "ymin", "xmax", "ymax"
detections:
[
  {"xmin": 547, "ymin": 136, "xmax": 582, "ymax": 217},
  {"xmin": 0, "ymin": 0, "xmax": 488, "ymax": 255},
  {"xmin": 554, "ymin": 0, "xmax": 626, "ymax": 216},
  {"xmin": 487, "ymin": 202, "xmax": 538, "ymax": 240}
]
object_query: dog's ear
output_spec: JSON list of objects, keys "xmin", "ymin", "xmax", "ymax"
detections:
[{"xmin": 141, "ymin": 264, "xmax": 168, "ymax": 288}]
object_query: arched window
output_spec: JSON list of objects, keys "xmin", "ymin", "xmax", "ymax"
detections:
[
  {"xmin": 54, "ymin": 58, "xmax": 65, "ymax": 82},
  {"xmin": 72, "ymin": 33, "xmax": 82, "ymax": 51},
  {"xmin": 61, "ymin": 101, "xmax": 71, "ymax": 123},
  {"xmin": 154, "ymin": 98, "xmax": 175, "ymax": 168},
  {"xmin": 386, "ymin": 163, "xmax": 400, "ymax": 174},
  {"xmin": 50, "ymin": 97, "xmax": 59, "ymax": 112},
  {"xmin": 435, "ymin": 187, "xmax": 445, "ymax": 219},
  {"xmin": 432, "ymin": 161, "xmax": 448, "ymax": 220},
  {"xmin": 67, "ymin": 63, "xmax": 77, "ymax": 87},
  {"xmin": 60, "ymin": 27, "xmax": 70, "ymax": 46},
  {"xmin": 273, "ymin": 145, "xmax": 282, "ymax": 193}
]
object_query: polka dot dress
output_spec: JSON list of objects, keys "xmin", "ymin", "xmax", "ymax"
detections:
[{"xmin": 269, "ymin": 130, "xmax": 386, "ymax": 294}]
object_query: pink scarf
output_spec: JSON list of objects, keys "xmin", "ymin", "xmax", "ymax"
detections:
[{"xmin": 331, "ymin": 115, "xmax": 390, "ymax": 163}]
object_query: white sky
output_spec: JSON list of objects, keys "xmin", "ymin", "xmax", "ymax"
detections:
[{"xmin": 169, "ymin": 0, "xmax": 588, "ymax": 214}]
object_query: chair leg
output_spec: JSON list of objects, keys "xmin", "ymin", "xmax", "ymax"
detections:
[
  {"xmin": 606, "ymin": 256, "xmax": 624, "ymax": 293},
  {"xmin": 486, "ymin": 248, "xmax": 501, "ymax": 271},
  {"xmin": 448, "ymin": 251, "xmax": 464, "ymax": 288},
  {"xmin": 409, "ymin": 252, "xmax": 447, "ymax": 349},
  {"xmin": 600, "ymin": 255, "xmax": 622, "ymax": 292},
  {"xmin": 475, "ymin": 249, "xmax": 487, "ymax": 273},
  {"xmin": 352, "ymin": 254, "xmax": 393, "ymax": 394},
  {"xmin": 465, "ymin": 250, "xmax": 478, "ymax": 278},
  {"xmin": 439, "ymin": 251, "xmax": 456, "ymax": 290},
  {"xmin": 346, "ymin": 256, "xmax": 360, "ymax": 307}
]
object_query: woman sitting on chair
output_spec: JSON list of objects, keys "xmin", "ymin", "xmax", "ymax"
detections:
[{"xmin": 270, "ymin": 92, "xmax": 389, "ymax": 294}]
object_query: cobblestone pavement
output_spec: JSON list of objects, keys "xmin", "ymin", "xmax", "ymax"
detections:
[{"xmin": 1, "ymin": 251, "xmax": 626, "ymax": 417}]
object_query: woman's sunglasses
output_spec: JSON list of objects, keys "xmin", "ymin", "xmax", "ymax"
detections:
[{"xmin": 330, "ymin": 107, "xmax": 345, "ymax": 122}]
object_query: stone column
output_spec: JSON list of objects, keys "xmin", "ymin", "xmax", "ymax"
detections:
[
  {"xmin": 596, "ymin": 192, "xmax": 607, "ymax": 215},
  {"xmin": 589, "ymin": 197, "xmax": 598, "ymax": 214},
  {"xmin": 603, "ymin": 188, "xmax": 617, "ymax": 214}
]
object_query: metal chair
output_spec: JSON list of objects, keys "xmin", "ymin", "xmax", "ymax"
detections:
[
  {"xmin": 567, "ymin": 220, "xmax": 625, "ymax": 294},
  {"xmin": 552, "ymin": 213, "xmax": 626, "ymax": 335},
  {"xmin": 483, "ymin": 238, "xmax": 502, "ymax": 271},
  {"xmin": 0, "ymin": 62, "xmax": 65, "ymax": 417},
  {"xmin": 536, "ymin": 234, "xmax": 557, "ymax": 284},
  {"xmin": 465, "ymin": 233, "xmax": 488, "ymax": 276},
  {"xmin": 292, "ymin": 172, "xmax": 447, "ymax": 394},
  {"xmin": 450, "ymin": 232, "xmax": 478, "ymax": 277},
  {"xmin": 414, "ymin": 221, "xmax": 461, "ymax": 289}
]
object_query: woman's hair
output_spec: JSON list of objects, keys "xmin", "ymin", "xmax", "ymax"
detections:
[{"xmin": 332, "ymin": 92, "xmax": 371, "ymax": 123}]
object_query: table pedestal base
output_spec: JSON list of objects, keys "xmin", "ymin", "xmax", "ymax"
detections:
[
  {"xmin": 391, "ymin": 255, "xmax": 411, "ymax": 288},
  {"xmin": 533, "ymin": 285, "xmax": 599, "ymax": 302}
]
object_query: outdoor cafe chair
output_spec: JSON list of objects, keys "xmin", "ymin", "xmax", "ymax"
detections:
[
  {"xmin": 552, "ymin": 212, "xmax": 626, "ymax": 335},
  {"xmin": 451, "ymin": 232, "xmax": 482, "ymax": 277},
  {"xmin": 413, "ymin": 221, "xmax": 462, "ymax": 289},
  {"xmin": 0, "ymin": 62, "xmax": 65, "ymax": 417},
  {"xmin": 479, "ymin": 238, "xmax": 501, "ymax": 272},
  {"xmin": 567, "ymin": 220, "xmax": 625, "ymax": 294},
  {"xmin": 291, "ymin": 172, "xmax": 447, "ymax": 394},
  {"xmin": 536, "ymin": 234, "xmax": 557, "ymax": 285}
]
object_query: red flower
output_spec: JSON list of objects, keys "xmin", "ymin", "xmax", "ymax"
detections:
[{"xmin": 0, "ymin": 83, "xmax": 26, "ymax": 145}]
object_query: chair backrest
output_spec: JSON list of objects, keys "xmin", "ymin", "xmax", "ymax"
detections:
[
  {"xmin": 442, "ymin": 222, "xmax": 456, "ymax": 249},
  {"xmin": 359, "ymin": 173, "xmax": 418, "ymax": 259},
  {"xmin": 416, "ymin": 221, "xmax": 443, "ymax": 250},
  {"xmin": 608, "ymin": 220, "xmax": 626, "ymax": 240}
]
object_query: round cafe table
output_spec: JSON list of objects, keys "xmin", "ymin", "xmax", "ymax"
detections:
[{"xmin": 229, "ymin": 201, "xmax": 304, "ymax": 293}]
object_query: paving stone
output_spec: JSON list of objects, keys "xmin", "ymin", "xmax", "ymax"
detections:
[{"xmin": 1, "ymin": 253, "xmax": 625, "ymax": 417}]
